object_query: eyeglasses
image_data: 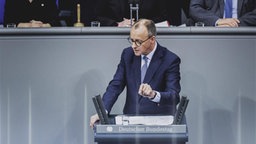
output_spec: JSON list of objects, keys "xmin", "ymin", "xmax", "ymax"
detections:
[{"xmin": 127, "ymin": 36, "xmax": 152, "ymax": 47}]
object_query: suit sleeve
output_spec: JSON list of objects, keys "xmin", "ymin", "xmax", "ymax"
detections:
[
  {"xmin": 3, "ymin": 0, "xmax": 19, "ymax": 26},
  {"xmin": 102, "ymin": 50, "xmax": 127, "ymax": 113},
  {"xmin": 94, "ymin": 0, "xmax": 119, "ymax": 26},
  {"xmin": 44, "ymin": 0, "xmax": 60, "ymax": 26},
  {"xmin": 159, "ymin": 55, "xmax": 181, "ymax": 106},
  {"xmin": 145, "ymin": 0, "xmax": 168, "ymax": 23},
  {"xmin": 238, "ymin": 1, "xmax": 256, "ymax": 26},
  {"xmin": 189, "ymin": 0, "xmax": 220, "ymax": 26}
]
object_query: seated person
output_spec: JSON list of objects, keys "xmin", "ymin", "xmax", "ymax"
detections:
[
  {"xmin": 4, "ymin": 0, "xmax": 60, "ymax": 27},
  {"xmin": 189, "ymin": 0, "xmax": 256, "ymax": 26},
  {"xmin": 94, "ymin": 0, "xmax": 169, "ymax": 27}
]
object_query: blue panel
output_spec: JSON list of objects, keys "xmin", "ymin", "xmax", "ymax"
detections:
[{"xmin": 0, "ymin": 0, "xmax": 5, "ymax": 24}]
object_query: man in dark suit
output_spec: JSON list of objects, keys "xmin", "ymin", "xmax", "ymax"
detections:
[
  {"xmin": 94, "ymin": 0, "xmax": 169, "ymax": 26},
  {"xmin": 189, "ymin": 0, "xmax": 256, "ymax": 26},
  {"xmin": 90, "ymin": 19, "xmax": 181, "ymax": 126},
  {"xmin": 4, "ymin": 0, "xmax": 59, "ymax": 27}
]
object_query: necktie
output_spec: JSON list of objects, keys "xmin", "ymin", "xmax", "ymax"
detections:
[
  {"xmin": 141, "ymin": 56, "xmax": 148, "ymax": 82},
  {"xmin": 225, "ymin": 0, "xmax": 232, "ymax": 18}
]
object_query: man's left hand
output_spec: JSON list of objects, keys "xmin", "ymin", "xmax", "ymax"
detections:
[{"xmin": 138, "ymin": 83, "xmax": 156, "ymax": 99}]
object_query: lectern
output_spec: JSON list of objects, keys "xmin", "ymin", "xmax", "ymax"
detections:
[
  {"xmin": 92, "ymin": 95, "xmax": 189, "ymax": 144},
  {"xmin": 93, "ymin": 115, "xmax": 188, "ymax": 144}
]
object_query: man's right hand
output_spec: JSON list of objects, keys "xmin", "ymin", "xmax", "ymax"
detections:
[
  {"xmin": 216, "ymin": 18, "xmax": 240, "ymax": 27},
  {"xmin": 118, "ymin": 18, "xmax": 134, "ymax": 27},
  {"xmin": 90, "ymin": 114, "xmax": 99, "ymax": 128}
]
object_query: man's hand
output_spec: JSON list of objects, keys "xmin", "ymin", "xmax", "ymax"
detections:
[
  {"xmin": 216, "ymin": 18, "xmax": 240, "ymax": 27},
  {"xmin": 90, "ymin": 114, "xmax": 99, "ymax": 128},
  {"xmin": 17, "ymin": 20, "xmax": 51, "ymax": 27},
  {"xmin": 118, "ymin": 18, "xmax": 135, "ymax": 27},
  {"xmin": 138, "ymin": 83, "xmax": 156, "ymax": 99}
]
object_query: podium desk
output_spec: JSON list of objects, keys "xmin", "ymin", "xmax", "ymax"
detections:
[
  {"xmin": 94, "ymin": 116, "xmax": 188, "ymax": 144},
  {"xmin": 94, "ymin": 132, "xmax": 188, "ymax": 144}
]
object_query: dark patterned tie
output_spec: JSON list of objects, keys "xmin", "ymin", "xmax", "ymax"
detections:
[{"xmin": 141, "ymin": 56, "xmax": 148, "ymax": 82}]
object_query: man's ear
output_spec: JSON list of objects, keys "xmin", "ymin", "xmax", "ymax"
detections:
[{"xmin": 150, "ymin": 36, "xmax": 156, "ymax": 43}]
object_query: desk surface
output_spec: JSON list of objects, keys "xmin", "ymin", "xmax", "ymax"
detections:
[{"xmin": 0, "ymin": 27, "xmax": 256, "ymax": 36}]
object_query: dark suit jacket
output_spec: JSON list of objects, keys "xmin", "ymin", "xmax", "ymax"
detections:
[
  {"xmin": 166, "ymin": 0, "xmax": 182, "ymax": 26},
  {"xmin": 189, "ymin": 0, "xmax": 256, "ymax": 26},
  {"xmin": 94, "ymin": 0, "xmax": 168, "ymax": 26},
  {"xmin": 4, "ymin": 0, "xmax": 59, "ymax": 26},
  {"xmin": 102, "ymin": 43, "xmax": 181, "ymax": 115}
]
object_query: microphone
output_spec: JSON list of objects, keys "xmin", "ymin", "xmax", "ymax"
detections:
[{"xmin": 128, "ymin": 0, "xmax": 139, "ymax": 25}]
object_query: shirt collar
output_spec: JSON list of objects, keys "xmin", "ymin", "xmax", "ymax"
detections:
[{"xmin": 141, "ymin": 42, "xmax": 157, "ymax": 61}]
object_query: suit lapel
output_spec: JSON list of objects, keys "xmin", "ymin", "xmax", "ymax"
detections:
[
  {"xmin": 219, "ymin": 0, "xmax": 225, "ymax": 16},
  {"xmin": 132, "ymin": 55, "xmax": 141, "ymax": 87},
  {"xmin": 237, "ymin": 0, "xmax": 245, "ymax": 17},
  {"xmin": 132, "ymin": 55, "xmax": 143, "ymax": 103},
  {"xmin": 143, "ymin": 45, "xmax": 163, "ymax": 84}
]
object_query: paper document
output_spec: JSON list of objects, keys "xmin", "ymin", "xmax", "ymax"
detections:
[
  {"xmin": 115, "ymin": 115, "xmax": 174, "ymax": 125},
  {"xmin": 155, "ymin": 21, "xmax": 169, "ymax": 27}
]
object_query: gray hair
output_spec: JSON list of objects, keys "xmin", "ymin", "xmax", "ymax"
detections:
[{"xmin": 132, "ymin": 19, "xmax": 157, "ymax": 37}]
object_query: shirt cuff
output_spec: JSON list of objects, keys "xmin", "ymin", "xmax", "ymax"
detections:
[
  {"xmin": 215, "ymin": 19, "xmax": 220, "ymax": 27},
  {"xmin": 150, "ymin": 91, "xmax": 161, "ymax": 103}
]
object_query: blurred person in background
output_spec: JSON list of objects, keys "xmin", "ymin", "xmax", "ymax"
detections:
[
  {"xmin": 94, "ymin": 0, "xmax": 170, "ymax": 27},
  {"xmin": 189, "ymin": 0, "xmax": 256, "ymax": 26},
  {"xmin": 4, "ymin": 0, "xmax": 60, "ymax": 27}
]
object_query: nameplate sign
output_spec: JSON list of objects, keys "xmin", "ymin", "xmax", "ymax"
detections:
[{"xmin": 95, "ymin": 125, "xmax": 186, "ymax": 134}]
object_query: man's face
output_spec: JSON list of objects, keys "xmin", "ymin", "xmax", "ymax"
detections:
[{"xmin": 130, "ymin": 26, "xmax": 155, "ymax": 56}]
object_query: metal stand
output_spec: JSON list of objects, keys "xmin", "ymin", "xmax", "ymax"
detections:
[{"xmin": 129, "ymin": 3, "xmax": 139, "ymax": 26}]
